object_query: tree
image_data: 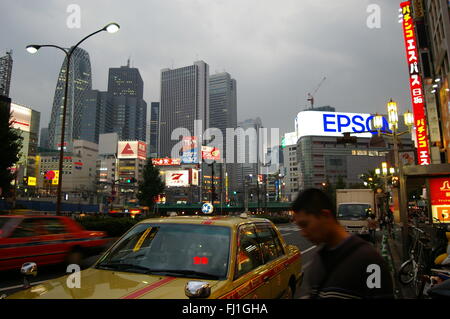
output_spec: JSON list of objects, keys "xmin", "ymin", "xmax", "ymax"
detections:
[
  {"xmin": 0, "ymin": 102, "xmax": 23, "ymax": 198},
  {"xmin": 137, "ymin": 159, "xmax": 165, "ymax": 216},
  {"xmin": 359, "ymin": 170, "xmax": 382, "ymax": 191}
]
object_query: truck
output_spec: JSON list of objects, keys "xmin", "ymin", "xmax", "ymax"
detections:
[{"xmin": 336, "ymin": 189, "xmax": 377, "ymax": 240}]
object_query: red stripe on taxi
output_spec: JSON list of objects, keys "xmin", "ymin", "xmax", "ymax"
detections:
[
  {"xmin": 219, "ymin": 252, "xmax": 301, "ymax": 299},
  {"xmin": 121, "ymin": 277, "xmax": 177, "ymax": 299}
]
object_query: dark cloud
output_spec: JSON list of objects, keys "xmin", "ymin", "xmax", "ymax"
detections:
[{"xmin": 2, "ymin": 0, "xmax": 411, "ymax": 137}]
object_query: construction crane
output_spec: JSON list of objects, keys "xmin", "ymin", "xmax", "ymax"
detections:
[{"xmin": 307, "ymin": 76, "xmax": 327, "ymax": 109}]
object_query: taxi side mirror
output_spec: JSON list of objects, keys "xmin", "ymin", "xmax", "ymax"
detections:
[
  {"xmin": 185, "ymin": 281, "xmax": 211, "ymax": 299},
  {"xmin": 21, "ymin": 262, "xmax": 37, "ymax": 288}
]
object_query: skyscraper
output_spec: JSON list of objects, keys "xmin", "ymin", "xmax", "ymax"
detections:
[
  {"xmin": 159, "ymin": 61, "xmax": 209, "ymax": 157},
  {"xmin": 48, "ymin": 47, "xmax": 92, "ymax": 150},
  {"xmin": 149, "ymin": 102, "xmax": 160, "ymax": 158},
  {"xmin": 39, "ymin": 127, "xmax": 49, "ymax": 149},
  {"xmin": 209, "ymin": 72, "xmax": 238, "ymax": 195},
  {"xmin": 79, "ymin": 90, "xmax": 113, "ymax": 144},
  {"xmin": 108, "ymin": 63, "xmax": 147, "ymax": 142},
  {"xmin": 236, "ymin": 117, "xmax": 263, "ymax": 197},
  {"xmin": 0, "ymin": 50, "xmax": 13, "ymax": 97}
]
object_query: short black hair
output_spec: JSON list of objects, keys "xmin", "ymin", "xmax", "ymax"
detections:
[{"xmin": 292, "ymin": 188, "xmax": 336, "ymax": 217}]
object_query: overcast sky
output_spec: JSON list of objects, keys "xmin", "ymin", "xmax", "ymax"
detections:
[{"xmin": 2, "ymin": 0, "xmax": 410, "ymax": 137}]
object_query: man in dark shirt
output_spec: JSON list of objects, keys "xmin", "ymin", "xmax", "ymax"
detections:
[{"xmin": 292, "ymin": 188, "xmax": 394, "ymax": 299}]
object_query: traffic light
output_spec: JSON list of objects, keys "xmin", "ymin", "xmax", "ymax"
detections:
[{"xmin": 126, "ymin": 177, "xmax": 137, "ymax": 183}]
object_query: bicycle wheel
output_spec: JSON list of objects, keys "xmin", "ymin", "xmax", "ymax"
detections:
[{"xmin": 399, "ymin": 259, "xmax": 415, "ymax": 285}]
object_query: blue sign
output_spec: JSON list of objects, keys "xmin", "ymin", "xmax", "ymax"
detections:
[
  {"xmin": 322, "ymin": 113, "xmax": 391, "ymax": 134},
  {"xmin": 181, "ymin": 150, "xmax": 199, "ymax": 164}
]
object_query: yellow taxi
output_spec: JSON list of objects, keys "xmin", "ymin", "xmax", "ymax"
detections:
[{"xmin": 6, "ymin": 214, "xmax": 303, "ymax": 299}]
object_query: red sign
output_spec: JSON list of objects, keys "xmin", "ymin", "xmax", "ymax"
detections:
[
  {"xmin": 201, "ymin": 146, "xmax": 221, "ymax": 160},
  {"xmin": 45, "ymin": 171, "xmax": 55, "ymax": 180},
  {"xmin": 138, "ymin": 142, "xmax": 147, "ymax": 160},
  {"xmin": 429, "ymin": 177, "xmax": 450, "ymax": 222},
  {"xmin": 152, "ymin": 158, "xmax": 181, "ymax": 166},
  {"xmin": 121, "ymin": 143, "xmax": 134, "ymax": 155},
  {"xmin": 400, "ymin": 1, "xmax": 431, "ymax": 166}
]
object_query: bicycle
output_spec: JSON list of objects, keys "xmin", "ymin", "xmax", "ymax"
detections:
[{"xmin": 398, "ymin": 224, "xmax": 432, "ymax": 297}]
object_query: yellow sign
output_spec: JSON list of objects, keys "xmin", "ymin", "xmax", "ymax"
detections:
[
  {"xmin": 28, "ymin": 176, "xmax": 37, "ymax": 186},
  {"xmin": 52, "ymin": 170, "xmax": 60, "ymax": 185}
]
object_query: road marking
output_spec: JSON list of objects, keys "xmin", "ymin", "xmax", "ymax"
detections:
[
  {"xmin": 303, "ymin": 261, "xmax": 312, "ymax": 269},
  {"xmin": 0, "ymin": 280, "xmax": 48, "ymax": 292},
  {"xmin": 301, "ymin": 245, "xmax": 317, "ymax": 255}
]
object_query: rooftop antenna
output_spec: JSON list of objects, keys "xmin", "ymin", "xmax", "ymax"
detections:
[{"xmin": 127, "ymin": 57, "xmax": 130, "ymax": 67}]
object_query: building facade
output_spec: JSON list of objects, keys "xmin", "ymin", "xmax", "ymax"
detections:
[
  {"xmin": 282, "ymin": 132, "xmax": 299, "ymax": 201},
  {"xmin": 80, "ymin": 90, "xmax": 114, "ymax": 144},
  {"xmin": 0, "ymin": 50, "xmax": 13, "ymax": 97},
  {"xmin": 48, "ymin": 47, "xmax": 92, "ymax": 151},
  {"xmin": 295, "ymin": 109, "xmax": 414, "ymax": 189},
  {"xmin": 37, "ymin": 140, "xmax": 98, "ymax": 202},
  {"xmin": 10, "ymin": 102, "xmax": 40, "ymax": 184}
]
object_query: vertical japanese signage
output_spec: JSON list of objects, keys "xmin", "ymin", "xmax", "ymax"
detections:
[
  {"xmin": 181, "ymin": 137, "xmax": 199, "ymax": 164},
  {"xmin": 429, "ymin": 177, "xmax": 450, "ymax": 223},
  {"xmin": 400, "ymin": 1, "xmax": 431, "ymax": 165}
]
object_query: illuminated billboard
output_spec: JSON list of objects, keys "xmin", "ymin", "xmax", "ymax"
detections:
[
  {"xmin": 181, "ymin": 137, "xmax": 199, "ymax": 164},
  {"xmin": 165, "ymin": 170, "xmax": 190, "ymax": 187},
  {"xmin": 429, "ymin": 177, "xmax": 450, "ymax": 223},
  {"xmin": 152, "ymin": 158, "xmax": 182, "ymax": 166},
  {"xmin": 10, "ymin": 103, "xmax": 32, "ymax": 132},
  {"xmin": 201, "ymin": 146, "xmax": 221, "ymax": 160},
  {"xmin": 282, "ymin": 132, "xmax": 297, "ymax": 147},
  {"xmin": 295, "ymin": 111, "xmax": 392, "ymax": 139},
  {"xmin": 118, "ymin": 141, "xmax": 147, "ymax": 160},
  {"xmin": 400, "ymin": 1, "xmax": 431, "ymax": 165}
]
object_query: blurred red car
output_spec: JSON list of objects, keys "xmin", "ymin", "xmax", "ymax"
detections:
[{"xmin": 0, "ymin": 215, "xmax": 108, "ymax": 271}]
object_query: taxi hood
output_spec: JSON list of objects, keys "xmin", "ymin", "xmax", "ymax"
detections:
[{"xmin": 6, "ymin": 268, "xmax": 221, "ymax": 299}]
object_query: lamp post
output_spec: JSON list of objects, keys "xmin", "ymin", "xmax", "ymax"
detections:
[
  {"xmin": 373, "ymin": 99, "xmax": 414, "ymax": 258},
  {"xmin": 27, "ymin": 23, "xmax": 120, "ymax": 215}
]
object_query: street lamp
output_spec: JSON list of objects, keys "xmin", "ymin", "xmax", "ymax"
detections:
[
  {"xmin": 373, "ymin": 99, "xmax": 414, "ymax": 255},
  {"xmin": 27, "ymin": 22, "xmax": 120, "ymax": 215}
]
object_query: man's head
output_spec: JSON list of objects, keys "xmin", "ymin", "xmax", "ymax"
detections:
[{"xmin": 292, "ymin": 188, "xmax": 339, "ymax": 245}]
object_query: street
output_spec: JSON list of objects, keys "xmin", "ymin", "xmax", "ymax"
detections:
[{"xmin": 0, "ymin": 222, "xmax": 315, "ymax": 298}]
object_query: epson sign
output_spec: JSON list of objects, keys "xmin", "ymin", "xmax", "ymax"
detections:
[{"xmin": 295, "ymin": 111, "xmax": 391, "ymax": 139}]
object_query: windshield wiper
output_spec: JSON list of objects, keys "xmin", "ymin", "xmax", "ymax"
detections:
[
  {"xmin": 96, "ymin": 262, "xmax": 152, "ymax": 273},
  {"xmin": 145, "ymin": 269, "xmax": 221, "ymax": 280}
]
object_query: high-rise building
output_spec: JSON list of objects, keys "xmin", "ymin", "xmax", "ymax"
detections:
[
  {"xmin": 48, "ymin": 47, "xmax": 92, "ymax": 151},
  {"xmin": 236, "ymin": 117, "xmax": 263, "ymax": 200},
  {"xmin": 107, "ymin": 64, "xmax": 147, "ymax": 142},
  {"xmin": 149, "ymin": 102, "xmax": 160, "ymax": 158},
  {"xmin": 39, "ymin": 127, "xmax": 50, "ymax": 149},
  {"xmin": 0, "ymin": 50, "xmax": 13, "ymax": 97},
  {"xmin": 209, "ymin": 72, "xmax": 238, "ymax": 196},
  {"xmin": 79, "ymin": 90, "xmax": 113, "ymax": 144},
  {"xmin": 159, "ymin": 61, "xmax": 209, "ymax": 157}
]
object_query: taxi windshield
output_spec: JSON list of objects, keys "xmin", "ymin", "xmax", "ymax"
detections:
[{"xmin": 96, "ymin": 223, "xmax": 231, "ymax": 280}]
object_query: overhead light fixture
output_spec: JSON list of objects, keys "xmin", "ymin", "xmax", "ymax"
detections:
[
  {"xmin": 431, "ymin": 89, "xmax": 436, "ymax": 93},
  {"xmin": 435, "ymin": 78, "xmax": 441, "ymax": 82},
  {"xmin": 433, "ymin": 84, "xmax": 438, "ymax": 88}
]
